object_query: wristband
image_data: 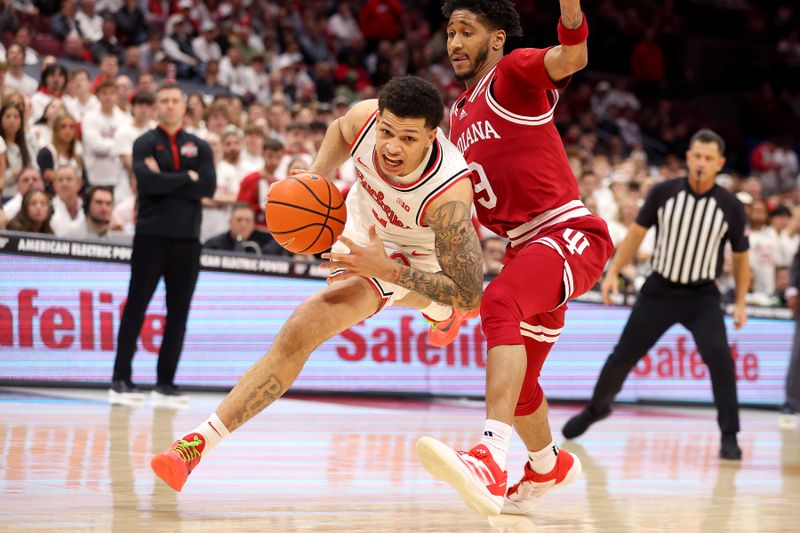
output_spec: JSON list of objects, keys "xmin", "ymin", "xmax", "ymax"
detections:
[{"xmin": 558, "ymin": 13, "xmax": 589, "ymax": 46}]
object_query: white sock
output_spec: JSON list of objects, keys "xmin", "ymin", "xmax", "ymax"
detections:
[
  {"xmin": 479, "ymin": 419, "xmax": 512, "ymax": 470},
  {"xmin": 528, "ymin": 440, "xmax": 559, "ymax": 474},
  {"xmin": 186, "ymin": 412, "xmax": 231, "ymax": 458},
  {"xmin": 421, "ymin": 302, "xmax": 453, "ymax": 322}
]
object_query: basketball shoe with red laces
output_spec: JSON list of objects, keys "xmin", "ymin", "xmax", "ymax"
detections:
[
  {"xmin": 426, "ymin": 308, "xmax": 480, "ymax": 347},
  {"xmin": 150, "ymin": 433, "xmax": 205, "ymax": 492},
  {"xmin": 502, "ymin": 449, "xmax": 582, "ymax": 515},
  {"xmin": 416, "ymin": 436, "xmax": 507, "ymax": 516}
]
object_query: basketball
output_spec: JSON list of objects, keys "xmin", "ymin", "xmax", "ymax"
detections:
[{"xmin": 265, "ymin": 174, "xmax": 347, "ymax": 254}]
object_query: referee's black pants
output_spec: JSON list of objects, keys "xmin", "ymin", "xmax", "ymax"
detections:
[
  {"xmin": 113, "ymin": 234, "xmax": 202, "ymax": 386},
  {"xmin": 588, "ymin": 274, "xmax": 740, "ymax": 435}
]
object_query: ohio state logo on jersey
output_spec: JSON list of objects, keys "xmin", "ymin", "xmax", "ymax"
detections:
[
  {"xmin": 356, "ymin": 169, "xmax": 409, "ymax": 229},
  {"xmin": 180, "ymin": 142, "xmax": 198, "ymax": 158}
]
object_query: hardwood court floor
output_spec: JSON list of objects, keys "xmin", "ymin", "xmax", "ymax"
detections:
[{"xmin": 0, "ymin": 387, "xmax": 797, "ymax": 532}]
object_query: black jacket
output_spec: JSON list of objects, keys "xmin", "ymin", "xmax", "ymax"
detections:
[
  {"xmin": 134, "ymin": 126, "xmax": 216, "ymax": 240},
  {"xmin": 203, "ymin": 230, "xmax": 289, "ymax": 256}
]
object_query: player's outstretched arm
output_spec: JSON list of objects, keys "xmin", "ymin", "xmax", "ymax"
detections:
[
  {"xmin": 544, "ymin": 0, "xmax": 588, "ymax": 83},
  {"xmin": 307, "ymin": 99, "xmax": 378, "ymax": 179}
]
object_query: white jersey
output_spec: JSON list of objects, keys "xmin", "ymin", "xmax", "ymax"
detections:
[{"xmin": 345, "ymin": 109, "xmax": 471, "ymax": 256}]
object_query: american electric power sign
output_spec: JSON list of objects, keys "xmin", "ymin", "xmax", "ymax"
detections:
[{"xmin": 0, "ymin": 234, "xmax": 792, "ymax": 405}]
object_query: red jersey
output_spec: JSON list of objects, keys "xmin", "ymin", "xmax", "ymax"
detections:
[{"xmin": 449, "ymin": 48, "xmax": 590, "ymax": 250}]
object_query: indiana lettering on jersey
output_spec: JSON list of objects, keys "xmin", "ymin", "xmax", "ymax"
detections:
[
  {"xmin": 455, "ymin": 120, "xmax": 501, "ymax": 154},
  {"xmin": 356, "ymin": 169, "xmax": 410, "ymax": 229}
]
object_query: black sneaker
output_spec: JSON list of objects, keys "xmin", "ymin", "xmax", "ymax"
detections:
[
  {"xmin": 720, "ymin": 433, "xmax": 742, "ymax": 460},
  {"xmin": 562, "ymin": 406, "xmax": 612, "ymax": 439},
  {"xmin": 109, "ymin": 380, "xmax": 145, "ymax": 404},
  {"xmin": 152, "ymin": 384, "xmax": 190, "ymax": 404}
]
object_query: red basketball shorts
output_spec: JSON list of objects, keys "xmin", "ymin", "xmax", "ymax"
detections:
[{"xmin": 480, "ymin": 215, "xmax": 614, "ymax": 415}]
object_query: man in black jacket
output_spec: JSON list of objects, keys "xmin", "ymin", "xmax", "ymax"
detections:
[
  {"xmin": 110, "ymin": 83, "xmax": 216, "ymax": 405},
  {"xmin": 203, "ymin": 202, "xmax": 287, "ymax": 256}
]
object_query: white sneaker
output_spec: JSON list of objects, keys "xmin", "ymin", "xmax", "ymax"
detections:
[
  {"xmin": 503, "ymin": 449, "xmax": 582, "ymax": 515},
  {"xmin": 416, "ymin": 436, "xmax": 507, "ymax": 516}
]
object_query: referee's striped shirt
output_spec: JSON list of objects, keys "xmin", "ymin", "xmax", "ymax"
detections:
[{"xmin": 636, "ymin": 177, "xmax": 749, "ymax": 285}]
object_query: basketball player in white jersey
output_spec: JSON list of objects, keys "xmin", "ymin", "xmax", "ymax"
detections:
[{"xmin": 151, "ymin": 76, "xmax": 484, "ymax": 492}]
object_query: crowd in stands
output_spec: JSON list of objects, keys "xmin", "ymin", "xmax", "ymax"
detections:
[{"xmin": 0, "ymin": 0, "xmax": 798, "ymax": 308}]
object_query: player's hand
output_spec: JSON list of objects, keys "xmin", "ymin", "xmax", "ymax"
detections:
[
  {"xmin": 732, "ymin": 304, "xmax": 747, "ymax": 330},
  {"xmin": 188, "ymin": 170, "xmax": 199, "ymax": 182},
  {"xmin": 320, "ymin": 225, "xmax": 396, "ymax": 281},
  {"xmin": 144, "ymin": 157, "xmax": 160, "ymax": 172},
  {"xmin": 600, "ymin": 273, "xmax": 619, "ymax": 305}
]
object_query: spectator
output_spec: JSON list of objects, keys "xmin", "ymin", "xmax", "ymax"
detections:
[
  {"xmin": 76, "ymin": 0, "xmax": 103, "ymax": 43},
  {"xmin": 50, "ymin": 0, "xmax": 81, "ymax": 42},
  {"xmin": 6, "ymin": 189, "xmax": 53, "ymax": 234},
  {"xmin": 481, "ymin": 235, "xmax": 505, "ymax": 276},
  {"xmin": 203, "ymin": 202, "xmax": 286, "ymax": 256},
  {"xmin": 89, "ymin": 16, "xmax": 122, "ymax": 63},
  {"xmin": 135, "ymin": 72, "xmax": 158, "ymax": 96},
  {"xmin": 328, "ymin": 3, "xmax": 363, "ymax": 47},
  {"xmin": 50, "ymin": 164, "xmax": 85, "ymax": 236},
  {"xmin": 1, "ymin": 166, "xmax": 43, "ymax": 220},
  {"xmin": 237, "ymin": 138, "xmax": 284, "ymax": 227},
  {"xmin": 115, "ymin": 75, "xmax": 133, "ymax": 113},
  {"xmin": 770, "ymin": 204, "xmax": 799, "ymax": 268},
  {"xmin": 31, "ymin": 64, "xmax": 68, "ymax": 124},
  {"xmin": 275, "ymin": 122, "xmax": 313, "ymax": 179},
  {"xmin": 748, "ymin": 199, "xmax": 779, "ymax": 301},
  {"xmin": 5, "ymin": 27, "xmax": 40, "ymax": 66},
  {"xmin": 191, "ymin": 20, "xmax": 222, "ymax": 65},
  {"xmin": 82, "ymin": 80, "xmax": 130, "ymax": 201},
  {"xmin": 359, "ymin": 0, "xmax": 404, "ymax": 45},
  {"xmin": 93, "ymin": 54, "xmax": 119, "ymax": 90},
  {"xmin": 138, "ymin": 32, "xmax": 163, "ymax": 74},
  {"xmin": 3, "ymin": 44, "xmax": 37, "ymax": 96},
  {"xmin": 122, "ymin": 48, "xmax": 145, "ymax": 79},
  {"xmin": 61, "ymin": 32, "xmax": 92, "ymax": 65},
  {"xmin": 62, "ymin": 185, "xmax": 124, "ymax": 240},
  {"xmin": 240, "ymin": 124, "xmax": 266, "ymax": 174},
  {"xmin": 111, "ymin": 83, "xmax": 216, "ymax": 402},
  {"xmin": 202, "ymin": 128, "xmax": 246, "ymax": 241},
  {"xmin": 163, "ymin": 14, "xmax": 201, "ymax": 80},
  {"xmin": 114, "ymin": 90, "xmax": 155, "ymax": 179},
  {"xmin": 204, "ymin": 102, "xmax": 230, "ymax": 137},
  {"xmin": 114, "ymin": 0, "xmax": 146, "ymax": 46},
  {"xmin": 183, "ymin": 93, "xmax": 207, "ymax": 137},
  {"xmin": 30, "ymin": 99, "xmax": 66, "ymax": 154},
  {"xmin": 219, "ymin": 47, "xmax": 257, "ymax": 98},
  {"xmin": 36, "ymin": 113, "xmax": 85, "ymax": 186},
  {"xmin": 63, "ymin": 68, "xmax": 100, "ymax": 121},
  {"xmin": 0, "ymin": 102, "xmax": 32, "ymax": 201}
]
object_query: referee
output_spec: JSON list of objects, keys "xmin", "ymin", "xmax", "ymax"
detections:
[
  {"xmin": 110, "ymin": 83, "xmax": 216, "ymax": 404},
  {"xmin": 563, "ymin": 129, "xmax": 752, "ymax": 460}
]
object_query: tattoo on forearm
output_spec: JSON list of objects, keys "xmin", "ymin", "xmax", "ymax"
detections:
[
  {"xmin": 392, "ymin": 200, "xmax": 483, "ymax": 309},
  {"xmin": 229, "ymin": 374, "xmax": 283, "ymax": 429}
]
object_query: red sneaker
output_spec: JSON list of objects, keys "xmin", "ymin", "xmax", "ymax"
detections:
[
  {"xmin": 150, "ymin": 434, "xmax": 205, "ymax": 492},
  {"xmin": 426, "ymin": 308, "xmax": 480, "ymax": 347},
  {"xmin": 416, "ymin": 436, "xmax": 507, "ymax": 516},
  {"xmin": 503, "ymin": 449, "xmax": 582, "ymax": 515}
]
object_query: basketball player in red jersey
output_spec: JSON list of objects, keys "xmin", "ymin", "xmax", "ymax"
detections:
[{"xmin": 415, "ymin": 0, "xmax": 614, "ymax": 516}]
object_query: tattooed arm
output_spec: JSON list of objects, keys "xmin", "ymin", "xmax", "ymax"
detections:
[
  {"xmin": 321, "ymin": 178, "xmax": 483, "ymax": 310},
  {"xmin": 393, "ymin": 181, "xmax": 483, "ymax": 309}
]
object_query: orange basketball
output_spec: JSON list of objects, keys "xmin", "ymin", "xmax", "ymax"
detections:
[{"xmin": 265, "ymin": 174, "xmax": 347, "ymax": 254}]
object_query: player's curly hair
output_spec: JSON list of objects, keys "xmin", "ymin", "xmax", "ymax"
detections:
[
  {"xmin": 442, "ymin": 0, "xmax": 523, "ymax": 37},
  {"xmin": 378, "ymin": 76, "xmax": 444, "ymax": 130}
]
